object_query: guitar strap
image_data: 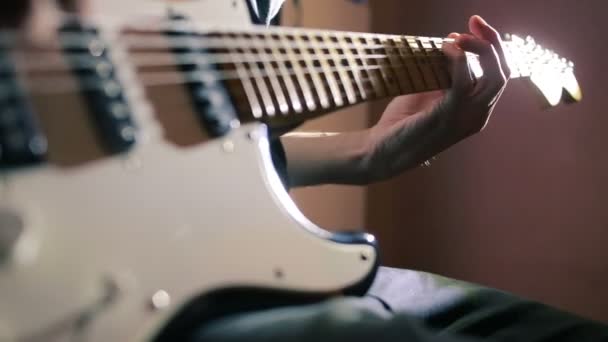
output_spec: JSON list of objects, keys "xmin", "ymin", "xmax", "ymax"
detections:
[{"xmin": 247, "ymin": 0, "xmax": 285, "ymax": 25}]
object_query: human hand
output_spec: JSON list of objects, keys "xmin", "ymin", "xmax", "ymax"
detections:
[{"xmin": 363, "ymin": 15, "xmax": 510, "ymax": 182}]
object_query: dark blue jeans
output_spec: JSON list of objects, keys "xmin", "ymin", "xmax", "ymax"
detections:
[{"xmin": 194, "ymin": 267, "xmax": 608, "ymax": 341}]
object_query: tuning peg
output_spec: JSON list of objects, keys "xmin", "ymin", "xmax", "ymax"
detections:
[
  {"xmin": 526, "ymin": 36, "xmax": 536, "ymax": 46},
  {"xmin": 510, "ymin": 34, "xmax": 524, "ymax": 46},
  {"xmin": 552, "ymin": 52, "xmax": 561, "ymax": 64}
]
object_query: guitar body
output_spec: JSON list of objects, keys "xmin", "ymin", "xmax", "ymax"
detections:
[
  {"xmin": 0, "ymin": 0, "xmax": 581, "ymax": 340},
  {"xmin": 0, "ymin": 1, "xmax": 378, "ymax": 341}
]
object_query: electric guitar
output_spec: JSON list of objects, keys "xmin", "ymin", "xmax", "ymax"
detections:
[{"xmin": 0, "ymin": 1, "xmax": 582, "ymax": 341}]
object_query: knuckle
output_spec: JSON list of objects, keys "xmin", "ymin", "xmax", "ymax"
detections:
[
  {"xmin": 499, "ymin": 73, "xmax": 508, "ymax": 87},
  {"xmin": 472, "ymin": 114, "xmax": 490, "ymax": 133},
  {"xmin": 502, "ymin": 65, "xmax": 512, "ymax": 79},
  {"xmin": 494, "ymin": 78, "xmax": 506, "ymax": 91},
  {"xmin": 482, "ymin": 24, "xmax": 503, "ymax": 45},
  {"xmin": 476, "ymin": 120, "xmax": 489, "ymax": 133},
  {"xmin": 488, "ymin": 29, "xmax": 502, "ymax": 44},
  {"xmin": 488, "ymin": 71, "xmax": 507, "ymax": 89},
  {"xmin": 480, "ymin": 40, "xmax": 494, "ymax": 53}
]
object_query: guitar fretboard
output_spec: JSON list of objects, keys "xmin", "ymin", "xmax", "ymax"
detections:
[
  {"xmin": 178, "ymin": 27, "xmax": 515, "ymax": 126},
  {"xmin": 204, "ymin": 29, "xmax": 456, "ymax": 124}
]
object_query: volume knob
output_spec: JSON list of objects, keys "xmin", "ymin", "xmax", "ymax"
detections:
[{"xmin": 0, "ymin": 207, "xmax": 24, "ymax": 265}]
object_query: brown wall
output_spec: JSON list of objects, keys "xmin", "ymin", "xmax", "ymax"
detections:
[
  {"xmin": 283, "ymin": 0, "xmax": 371, "ymax": 231},
  {"xmin": 367, "ymin": 0, "xmax": 608, "ymax": 322}
]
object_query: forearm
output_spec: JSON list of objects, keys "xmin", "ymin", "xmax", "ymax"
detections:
[
  {"xmin": 280, "ymin": 108, "xmax": 448, "ymax": 188},
  {"xmin": 279, "ymin": 15, "xmax": 510, "ymax": 189},
  {"xmin": 280, "ymin": 130, "xmax": 372, "ymax": 187}
]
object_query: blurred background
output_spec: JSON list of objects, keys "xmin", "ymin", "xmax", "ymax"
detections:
[{"xmin": 282, "ymin": 0, "xmax": 608, "ymax": 324}]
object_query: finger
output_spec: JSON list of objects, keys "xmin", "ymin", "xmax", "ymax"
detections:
[
  {"xmin": 456, "ymin": 34, "xmax": 506, "ymax": 92},
  {"xmin": 469, "ymin": 15, "xmax": 511, "ymax": 79},
  {"xmin": 442, "ymin": 40, "xmax": 474, "ymax": 96}
]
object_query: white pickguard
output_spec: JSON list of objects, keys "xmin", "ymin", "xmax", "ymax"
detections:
[
  {"xmin": 0, "ymin": 1, "xmax": 378, "ymax": 341},
  {"xmin": 91, "ymin": 0, "xmax": 253, "ymax": 28}
]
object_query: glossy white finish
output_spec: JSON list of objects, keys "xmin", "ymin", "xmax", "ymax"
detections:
[
  {"xmin": 91, "ymin": 0, "xmax": 253, "ymax": 28},
  {"xmin": 0, "ymin": 122, "xmax": 376, "ymax": 341},
  {"xmin": 0, "ymin": 1, "xmax": 377, "ymax": 341}
]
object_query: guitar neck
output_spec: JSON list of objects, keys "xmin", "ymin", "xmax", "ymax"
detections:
[{"xmin": 195, "ymin": 26, "xmax": 519, "ymax": 126}]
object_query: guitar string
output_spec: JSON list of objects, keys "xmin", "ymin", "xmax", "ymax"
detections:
[
  {"xmin": 0, "ymin": 33, "xmax": 548, "ymax": 80},
  {"xmin": 0, "ymin": 34, "xmax": 454, "ymax": 54},
  {"xmin": 0, "ymin": 22, "xmax": 536, "ymax": 104},
  {"xmin": 0, "ymin": 40, "xmax": 534, "ymax": 105},
  {"xmin": 0, "ymin": 30, "xmax": 533, "ymax": 69},
  {"xmin": 17, "ymin": 61, "xmax": 448, "ymax": 95},
  {"xmin": 0, "ymin": 24, "xmax": 541, "ymax": 117},
  {"xmin": 0, "ymin": 24, "xmax": 549, "ymax": 69},
  {"xmin": 5, "ymin": 49, "xmax": 525, "ymax": 100},
  {"xmin": 10, "ymin": 60, "xmax": 457, "ymax": 120},
  {"xmin": 0, "ymin": 13, "xmax": 550, "ymax": 74},
  {"xmin": 0, "ymin": 25, "xmax": 459, "ymax": 50},
  {"xmin": 13, "ymin": 55, "xmax": 532, "ymax": 120},
  {"xmin": 0, "ymin": 13, "xmax": 556, "ymax": 69},
  {"xmin": 20, "ymin": 70, "xmax": 410, "ymax": 118},
  {"xmin": 3, "ymin": 40, "xmax": 459, "ymax": 93},
  {"xmin": 3, "ymin": 50, "xmax": 456, "ymax": 74}
]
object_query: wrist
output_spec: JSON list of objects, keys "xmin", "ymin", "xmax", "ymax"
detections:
[
  {"xmin": 281, "ymin": 129, "xmax": 373, "ymax": 187},
  {"xmin": 364, "ymin": 110, "xmax": 448, "ymax": 182}
]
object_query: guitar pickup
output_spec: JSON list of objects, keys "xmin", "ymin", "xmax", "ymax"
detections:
[
  {"xmin": 164, "ymin": 13, "xmax": 239, "ymax": 137},
  {"xmin": 0, "ymin": 51, "xmax": 47, "ymax": 168},
  {"xmin": 59, "ymin": 19, "xmax": 136, "ymax": 155}
]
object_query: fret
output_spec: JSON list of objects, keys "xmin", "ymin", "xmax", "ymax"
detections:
[
  {"xmin": 254, "ymin": 35, "xmax": 289, "ymax": 115},
  {"xmin": 280, "ymin": 34, "xmax": 316, "ymax": 112},
  {"xmin": 270, "ymin": 40, "xmax": 303, "ymax": 113},
  {"xmin": 310, "ymin": 35, "xmax": 344, "ymax": 107},
  {"xmin": 408, "ymin": 37, "xmax": 439, "ymax": 90},
  {"xmin": 229, "ymin": 49, "xmax": 263, "ymax": 118},
  {"xmin": 353, "ymin": 35, "xmax": 385, "ymax": 98},
  {"xmin": 294, "ymin": 34, "xmax": 330, "ymax": 109},
  {"xmin": 420, "ymin": 37, "xmax": 449, "ymax": 89},
  {"xmin": 429, "ymin": 38, "xmax": 452, "ymax": 88},
  {"xmin": 394, "ymin": 37, "xmax": 426, "ymax": 92},
  {"xmin": 349, "ymin": 35, "xmax": 382, "ymax": 99},
  {"xmin": 366, "ymin": 36, "xmax": 400, "ymax": 97},
  {"xmin": 324, "ymin": 33, "xmax": 357, "ymax": 105},
  {"xmin": 243, "ymin": 46, "xmax": 276, "ymax": 116},
  {"xmin": 383, "ymin": 37, "xmax": 414, "ymax": 94},
  {"xmin": 338, "ymin": 35, "xmax": 367, "ymax": 101}
]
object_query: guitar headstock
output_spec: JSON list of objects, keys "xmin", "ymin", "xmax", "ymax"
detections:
[{"xmin": 504, "ymin": 34, "xmax": 582, "ymax": 107}]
